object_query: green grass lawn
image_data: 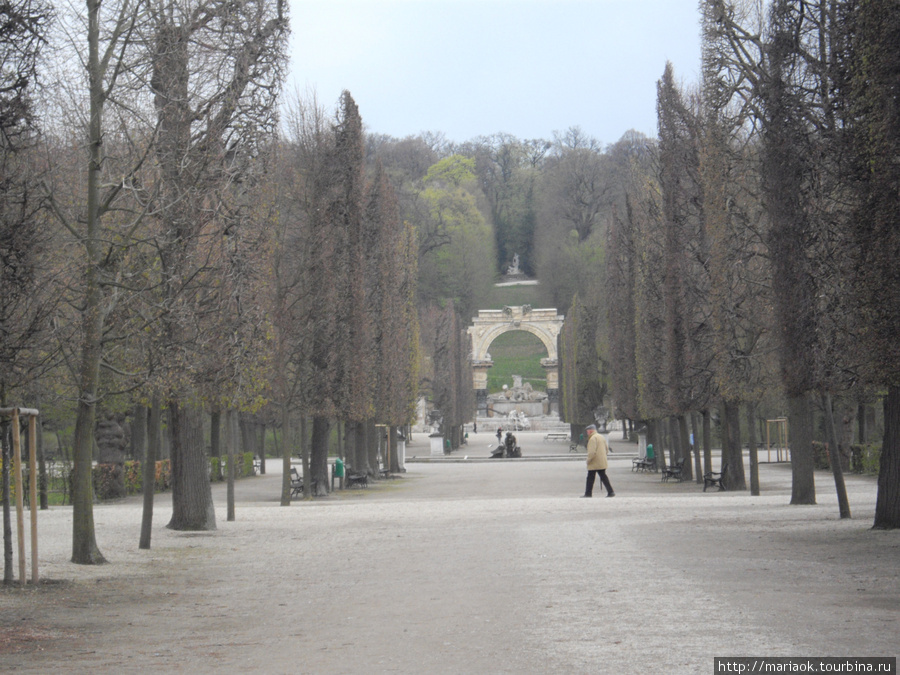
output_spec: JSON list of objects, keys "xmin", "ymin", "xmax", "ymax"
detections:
[{"xmin": 485, "ymin": 330, "xmax": 548, "ymax": 393}]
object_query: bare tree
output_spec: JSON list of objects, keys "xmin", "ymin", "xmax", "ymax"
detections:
[
  {"xmin": 0, "ymin": 0, "xmax": 53, "ymax": 582},
  {"xmin": 363, "ymin": 161, "xmax": 419, "ymax": 467},
  {"xmin": 48, "ymin": 0, "xmax": 148, "ymax": 564},
  {"xmin": 700, "ymin": 2, "xmax": 779, "ymax": 491},
  {"xmin": 146, "ymin": 0, "xmax": 287, "ymax": 529},
  {"xmin": 657, "ymin": 63, "xmax": 717, "ymax": 483},
  {"xmin": 842, "ymin": 0, "xmax": 900, "ymax": 528},
  {"xmin": 760, "ymin": 0, "xmax": 853, "ymax": 510},
  {"xmin": 535, "ymin": 129, "xmax": 613, "ymax": 311}
]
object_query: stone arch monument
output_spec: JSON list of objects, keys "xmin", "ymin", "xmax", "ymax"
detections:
[{"xmin": 467, "ymin": 305, "xmax": 565, "ymax": 415}]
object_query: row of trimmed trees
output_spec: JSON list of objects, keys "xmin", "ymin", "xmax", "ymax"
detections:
[
  {"xmin": 0, "ymin": 0, "xmax": 432, "ymax": 575},
  {"xmin": 270, "ymin": 91, "xmax": 420, "ymax": 500},
  {"xmin": 599, "ymin": 0, "xmax": 899, "ymax": 528}
]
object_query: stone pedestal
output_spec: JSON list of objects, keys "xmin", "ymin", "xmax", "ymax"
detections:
[
  {"xmin": 429, "ymin": 435, "xmax": 444, "ymax": 457},
  {"xmin": 397, "ymin": 440, "xmax": 406, "ymax": 471},
  {"xmin": 476, "ymin": 389, "xmax": 489, "ymax": 415},
  {"xmin": 547, "ymin": 388, "xmax": 560, "ymax": 415},
  {"xmin": 638, "ymin": 431, "xmax": 648, "ymax": 459}
]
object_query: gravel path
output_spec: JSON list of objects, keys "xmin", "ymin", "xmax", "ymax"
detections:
[{"xmin": 2, "ymin": 432, "xmax": 897, "ymax": 674}]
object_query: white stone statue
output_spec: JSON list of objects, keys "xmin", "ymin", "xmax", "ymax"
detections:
[{"xmin": 507, "ymin": 253, "xmax": 520, "ymax": 276}]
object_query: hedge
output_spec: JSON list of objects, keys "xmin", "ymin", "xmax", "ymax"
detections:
[
  {"xmin": 209, "ymin": 452, "xmax": 256, "ymax": 482},
  {"xmin": 92, "ymin": 452, "xmax": 255, "ymax": 500}
]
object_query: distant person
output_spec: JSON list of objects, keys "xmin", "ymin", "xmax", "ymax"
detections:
[
  {"xmin": 473, "ymin": 422, "xmax": 477, "ymax": 434},
  {"xmin": 582, "ymin": 425, "xmax": 614, "ymax": 498},
  {"xmin": 504, "ymin": 431, "xmax": 517, "ymax": 454},
  {"xmin": 496, "ymin": 427, "xmax": 503, "ymax": 443}
]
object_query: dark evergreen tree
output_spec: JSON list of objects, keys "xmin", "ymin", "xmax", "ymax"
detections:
[
  {"xmin": 844, "ymin": 0, "xmax": 900, "ymax": 528},
  {"xmin": 759, "ymin": 0, "xmax": 821, "ymax": 505}
]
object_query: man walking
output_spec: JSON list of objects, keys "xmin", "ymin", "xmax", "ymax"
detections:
[{"xmin": 582, "ymin": 424, "xmax": 615, "ymax": 498}]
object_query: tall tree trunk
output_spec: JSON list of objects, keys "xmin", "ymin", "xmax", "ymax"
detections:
[
  {"xmin": 389, "ymin": 425, "xmax": 400, "ymax": 473},
  {"xmin": 857, "ymin": 402, "xmax": 868, "ymax": 445},
  {"xmin": 335, "ymin": 420, "xmax": 343, "ymax": 463},
  {"xmin": 677, "ymin": 414, "xmax": 693, "ymax": 482},
  {"xmin": 2, "ymin": 420, "xmax": 12, "ymax": 582},
  {"xmin": 300, "ymin": 416, "xmax": 310, "ymax": 497},
  {"xmin": 355, "ymin": 420, "xmax": 367, "ymax": 472},
  {"xmin": 344, "ymin": 422, "xmax": 356, "ymax": 471},
  {"xmin": 279, "ymin": 406, "xmax": 291, "ymax": 506},
  {"xmin": 668, "ymin": 418, "xmax": 678, "ymax": 468},
  {"xmin": 139, "ymin": 399, "xmax": 160, "ymax": 549},
  {"xmin": 747, "ymin": 402, "xmax": 760, "ymax": 496},
  {"xmin": 72, "ymin": 378, "xmax": 105, "ymax": 564},
  {"xmin": 258, "ymin": 422, "xmax": 266, "ymax": 475},
  {"xmin": 167, "ymin": 401, "xmax": 216, "ymax": 531},
  {"xmin": 823, "ymin": 393, "xmax": 851, "ymax": 519},
  {"xmin": 226, "ymin": 410, "xmax": 236, "ymax": 522},
  {"xmin": 210, "ymin": 409, "xmax": 222, "ymax": 481},
  {"xmin": 366, "ymin": 419, "xmax": 378, "ymax": 475},
  {"xmin": 310, "ymin": 416, "xmax": 330, "ymax": 496},
  {"xmin": 722, "ymin": 400, "xmax": 746, "ymax": 490},
  {"xmin": 665, "ymin": 418, "xmax": 674, "ymax": 467},
  {"xmin": 690, "ymin": 412, "xmax": 702, "ymax": 483},
  {"xmin": 37, "ymin": 412, "xmax": 47, "ymax": 510},
  {"xmin": 788, "ymin": 393, "xmax": 816, "ymax": 505},
  {"xmin": 873, "ymin": 385, "xmax": 900, "ymax": 529},
  {"xmin": 703, "ymin": 409, "xmax": 712, "ymax": 476},
  {"xmin": 70, "ymin": 259, "xmax": 106, "ymax": 561},
  {"xmin": 720, "ymin": 404, "xmax": 730, "ymax": 475},
  {"xmin": 239, "ymin": 416, "xmax": 253, "ymax": 459},
  {"xmin": 69, "ymin": 0, "xmax": 109, "ymax": 567},
  {"xmin": 650, "ymin": 419, "xmax": 666, "ymax": 471}
]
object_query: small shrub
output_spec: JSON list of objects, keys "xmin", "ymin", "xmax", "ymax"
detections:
[
  {"xmin": 213, "ymin": 453, "xmax": 256, "ymax": 480},
  {"xmin": 93, "ymin": 463, "xmax": 126, "ymax": 500},
  {"xmin": 124, "ymin": 461, "xmax": 142, "ymax": 494},
  {"xmin": 155, "ymin": 459, "xmax": 171, "ymax": 491},
  {"xmin": 812, "ymin": 441, "xmax": 830, "ymax": 470},
  {"xmin": 209, "ymin": 457, "xmax": 222, "ymax": 482},
  {"xmin": 850, "ymin": 443, "xmax": 881, "ymax": 475}
]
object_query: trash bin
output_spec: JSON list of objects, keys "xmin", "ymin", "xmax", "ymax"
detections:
[{"xmin": 332, "ymin": 457, "xmax": 345, "ymax": 490}]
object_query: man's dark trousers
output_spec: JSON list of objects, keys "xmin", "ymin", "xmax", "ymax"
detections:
[{"xmin": 585, "ymin": 469, "xmax": 613, "ymax": 497}]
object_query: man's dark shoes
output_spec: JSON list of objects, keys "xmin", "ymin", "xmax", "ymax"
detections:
[{"xmin": 606, "ymin": 492, "xmax": 615, "ymax": 497}]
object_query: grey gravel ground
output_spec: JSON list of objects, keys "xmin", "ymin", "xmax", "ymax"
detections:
[{"xmin": 2, "ymin": 432, "xmax": 897, "ymax": 674}]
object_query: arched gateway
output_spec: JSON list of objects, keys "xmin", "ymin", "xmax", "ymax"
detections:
[{"xmin": 467, "ymin": 305, "xmax": 565, "ymax": 415}]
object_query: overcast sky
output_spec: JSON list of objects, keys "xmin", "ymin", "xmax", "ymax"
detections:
[{"xmin": 288, "ymin": 0, "xmax": 702, "ymax": 145}]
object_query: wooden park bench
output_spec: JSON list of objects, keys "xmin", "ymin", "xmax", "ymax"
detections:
[
  {"xmin": 632, "ymin": 455, "xmax": 657, "ymax": 473},
  {"xmin": 345, "ymin": 466, "xmax": 368, "ymax": 488},
  {"xmin": 662, "ymin": 458, "xmax": 685, "ymax": 483},
  {"xmin": 290, "ymin": 467, "xmax": 304, "ymax": 498},
  {"xmin": 544, "ymin": 432, "xmax": 569, "ymax": 442},
  {"xmin": 703, "ymin": 463, "xmax": 728, "ymax": 492}
]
